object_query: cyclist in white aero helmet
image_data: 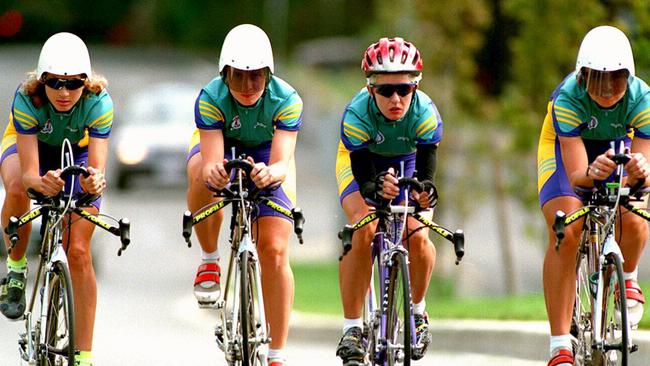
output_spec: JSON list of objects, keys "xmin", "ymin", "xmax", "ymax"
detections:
[
  {"xmin": 0, "ymin": 32, "xmax": 112, "ymax": 366},
  {"xmin": 538, "ymin": 25, "xmax": 650, "ymax": 366},
  {"xmin": 185, "ymin": 24, "xmax": 303, "ymax": 366}
]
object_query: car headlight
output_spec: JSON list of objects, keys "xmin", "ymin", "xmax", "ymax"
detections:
[{"xmin": 117, "ymin": 143, "xmax": 148, "ymax": 165}]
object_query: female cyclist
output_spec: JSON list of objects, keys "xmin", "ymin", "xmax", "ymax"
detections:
[
  {"xmin": 0, "ymin": 32, "xmax": 112, "ymax": 366},
  {"xmin": 185, "ymin": 24, "xmax": 302, "ymax": 366},
  {"xmin": 335, "ymin": 37, "xmax": 441, "ymax": 365},
  {"xmin": 538, "ymin": 25, "xmax": 650, "ymax": 366}
]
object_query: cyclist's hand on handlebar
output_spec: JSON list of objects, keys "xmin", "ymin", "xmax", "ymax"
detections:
[
  {"xmin": 247, "ymin": 156, "xmax": 284, "ymax": 188},
  {"xmin": 412, "ymin": 180, "xmax": 437, "ymax": 209},
  {"xmin": 80, "ymin": 166, "xmax": 106, "ymax": 195},
  {"xmin": 205, "ymin": 160, "xmax": 230, "ymax": 190},
  {"xmin": 379, "ymin": 168, "xmax": 399, "ymax": 200},
  {"xmin": 625, "ymin": 152, "xmax": 650, "ymax": 184},
  {"xmin": 38, "ymin": 169, "xmax": 65, "ymax": 197},
  {"xmin": 588, "ymin": 149, "xmax": 617, "ymax": 180}
]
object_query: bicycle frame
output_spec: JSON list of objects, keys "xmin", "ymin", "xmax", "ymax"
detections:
[{"xmin": 368, "ymin": 205, "xmax": 416, "ymax": 363}]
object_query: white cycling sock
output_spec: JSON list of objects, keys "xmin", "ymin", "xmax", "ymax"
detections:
[
  {"xmin": 549, "ymin": 334, "xmax": 573, "ymax": 357},
  {"xmin": 412, "ymin": 300, "xmax": 426, "ymax": 315},
  {"xmin": 268, "ymin": 348, "xmax": 286, "ymax": 363},
  {"xmin": 624, "ymin": 268, "xmax": 640, "ymax": 307},
  {"xmin": 201, "ymin": 248, "xmax": 220, "ymax": 262},
  {"xmin": 343, "ymin": 318, "xmax": 363, "ymax": 334},
  {"xmin": 623, "ymin": 268, "xmax": 638, "ymax": 281}
]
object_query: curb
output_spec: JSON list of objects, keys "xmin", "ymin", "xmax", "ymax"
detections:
[{"xmin": 289, "ymin": 313, "xmax": 650, "ymax": 365}]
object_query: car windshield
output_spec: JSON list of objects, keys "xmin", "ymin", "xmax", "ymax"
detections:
[{"xmin": 126, "ymin": 84, "xmax": 197, "ymax": 126}]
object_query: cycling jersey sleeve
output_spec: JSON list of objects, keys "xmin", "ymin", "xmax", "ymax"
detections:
[
  {"xmin": 552, "ymin": 94, "xmax": 585, "ymax": 137},
  {"xmin": 195, "ymin": 90, "xmax": 225, "ymax": 130},
  {"xmin": 414, "ymin": 101, "xmax": 442, "ymax": 144},
  {"xmin": 341, "ymin": 110, "xmax": 373, "ymax": 151},
  {"xmin": 628, "ymin": 98, "xmax": 650, "ymax": 139},
  {"xmin": 86, "ymin": 91, "xmax": 113, "ymax": 138},
  {"xmin": 416, "ymin": 143, "xmax": 437, "ymax": 182},
  {"xmin": 273, "ymin": 93, "xmax": 303, "ymax": 131},
  {"xmin": 350, "ymin": 148, "xmax": 378, "ymax": 200},
  {"xmin": 11, "ymin": 91, "xmax": 40, "ymax": 135}
]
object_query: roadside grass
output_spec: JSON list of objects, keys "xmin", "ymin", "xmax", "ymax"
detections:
[{"xmin": 292, "ymin": 261, "xmax": 650, "ymax": 329}]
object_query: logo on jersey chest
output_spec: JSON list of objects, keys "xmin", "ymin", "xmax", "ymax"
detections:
[
  {"xmin": 231, "ymin": 115, "xmax": 241, "ymax": 129},
  {"xmin": 374, "ymin": 131, "xmax": 385, "ymax": 144},
  {"xmin": 587, "ymin": 116, "xmax": 598, "ymax": 130},
  {"xmin": 40, "ymin": 120, "xmax": 53, "ymax": 134}
]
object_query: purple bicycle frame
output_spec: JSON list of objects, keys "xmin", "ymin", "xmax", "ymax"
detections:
[{"xmin": 367, "ymin": 215, "xmax": 417, "ymax": 365}]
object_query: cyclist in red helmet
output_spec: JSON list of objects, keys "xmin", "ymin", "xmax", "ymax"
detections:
[{"xmin": 335, "ymin": 37, "xmax": 442, "ymax": 365}]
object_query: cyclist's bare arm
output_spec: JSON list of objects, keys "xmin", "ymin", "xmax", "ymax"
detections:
[
  {"xmin": 559, "ymin": 135, "xmax": 616, "ymax": 186},
  {"xmin": 253, "ymin": 129, "xmax": 297, "ymax": 188},
  {"xmin": 81, "ymin": 136, "xmax": 109, "ymax": 195},
  {"xmin": 16, "ymin": 133, "xmax": 63, "ymax": 196},
  {"xmin": 199, "ymin": 129, "xmax": 229, "ymax": 189},
  {"xmin": 627, "ymin": 137, "xmax": 650, "ymax": 186}
]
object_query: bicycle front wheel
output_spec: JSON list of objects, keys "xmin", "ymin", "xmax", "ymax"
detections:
[
  {"xmin": 43, "ymin": 260, "xmax": 75, "ymax": 366},
  {"xmin": 239, "ymin": 250, "xmax": 258, "ymax": 366},
  {"xmin": 385, "ymin": 252, "xmax": 412, "ymax": 366},
  {"xmin": 593, "ymin": 253, "xmax": 629, "ymax": 366}
]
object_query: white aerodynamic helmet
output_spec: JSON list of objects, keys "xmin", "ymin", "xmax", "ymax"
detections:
[
  {"xmin": 575, "ymin": 25, "xmax": 635, "ymax": 76},
  {"xmin": 37, "ymin": 32, "xmax": 92, "ymax": 80},
  {"xmin": 218, "ymin": 24, "xmax": 274, "ymax": 74}
]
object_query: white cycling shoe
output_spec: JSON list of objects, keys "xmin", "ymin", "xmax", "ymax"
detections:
[{"xmin": 193, "ymin": 262, "xmax": 221, "ymax": 307}]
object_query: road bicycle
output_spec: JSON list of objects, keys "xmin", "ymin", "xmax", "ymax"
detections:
[
  {"xmin": 553, "ymin": 143, "xmax": 650, "ymax": 366},
  {"xmin": 182, "ymin": 157, "xmax": 304, "ymax": 366},
  {"xmin": 5, "ymin": 162, "xmax": 130, "ymax": 366},
  {"xmin": 339, "ymin": 174, "xmax": 464, "ymax": 365}
]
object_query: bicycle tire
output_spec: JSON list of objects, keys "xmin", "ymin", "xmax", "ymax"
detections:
[
  {"xmin": 43, "ymin": 260, "xmax": 75, "ymax": 366},
  {"xmin": 385, "ymin": 251, "xmax": 412, "ymax": 366},
  {"xmin": 593, "ymin": 253, "xmax": 628, "ymax": 366},
  {"xmin": 239, "ymin": 250, "xmax": 257, "ymax": 366}
]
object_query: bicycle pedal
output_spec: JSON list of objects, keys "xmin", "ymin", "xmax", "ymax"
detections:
[{"xmin": 631, "ymin": 344, "xmax": 639, "ymax": 353}]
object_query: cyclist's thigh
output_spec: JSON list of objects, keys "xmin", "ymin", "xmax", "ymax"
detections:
[
  {"xmin": 1, "ymin": 153, "xmax": 26, "ymax": 196},
  {"xmin": 341, "ymin": 191, "xmax": 371, "ymax": 223},
  {"xmin": 254, "ymin": 216, "xmax": 291, "ymax": 252}
]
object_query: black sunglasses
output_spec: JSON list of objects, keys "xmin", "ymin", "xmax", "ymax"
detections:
[
  {"xmin": 373, "ymin": 83, "xmax": 416, "ymax": 98},
  {"xmin": 44, "ymin": 78, "xmax": 86, "ymax": 90}
]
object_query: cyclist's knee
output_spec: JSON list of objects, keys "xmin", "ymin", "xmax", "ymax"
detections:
[
  {"xmin": 547, "ymin": 223, "xmax": 581, "ymax": 252},
  {"xmin": 67, "ymin": 241, "xmax": 93, "ymax": 269},
  {"xmin": 3, "ymin": 183, "xmax": 29, "ymax": 207},
  {"xmin": 621, "ymin": 214, "xmax": 649, "ymax": 239}
]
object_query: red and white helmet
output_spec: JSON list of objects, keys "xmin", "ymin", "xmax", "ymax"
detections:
[{"xmin": 362, "ymin": 37, "xmax": 423, "ymax": 80}]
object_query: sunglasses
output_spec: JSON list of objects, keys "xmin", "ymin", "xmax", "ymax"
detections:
[
  {"xmin": 44, "ymin": 78, "xmax": 86, "ymax": 90},
  {"xmin": 372, "ymin": 83, "xmax": 416, "ymax": 98}
]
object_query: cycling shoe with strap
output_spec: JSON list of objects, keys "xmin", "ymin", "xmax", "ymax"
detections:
[
  {"xmin": 412, "ymin": 312, "xmax": 431, "ymax": 360},
  {"xmin": 336, "ymin": 326, "xmax": 366, "ymax": 365},
  {"xmin": 615, "ymin": 279, "xmax": 645, "ymax": 329},
  {"xmin": 193, "ymin": 261, "xmax": 221, "ymax": 307},
  {"xmin": 547, "ymin": 348, "xmax": 574, "ymax": 366},
  {"xmin": 0, "ymin": 271, "xmax": 26, "ymax": 320}
]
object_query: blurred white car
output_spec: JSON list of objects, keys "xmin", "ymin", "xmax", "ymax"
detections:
[{"xmin": 111, "ymin": 82, "xmax": 198, "ymax": 190}]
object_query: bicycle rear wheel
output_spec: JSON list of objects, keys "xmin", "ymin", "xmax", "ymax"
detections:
[
  {"xmin": 592, "ymin": 253, "xmax": 628, "ymax": 366},
  {"xmin": 239, "ymin": 250, "xmax": 258, "ymax": 366},
  {"xmin": 385, "ymin": 252, "xmax": 412, "ymax": 366},
  {"xmin": 43, "ymin": 261, "xmax": 75, "ymax": 366}
]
